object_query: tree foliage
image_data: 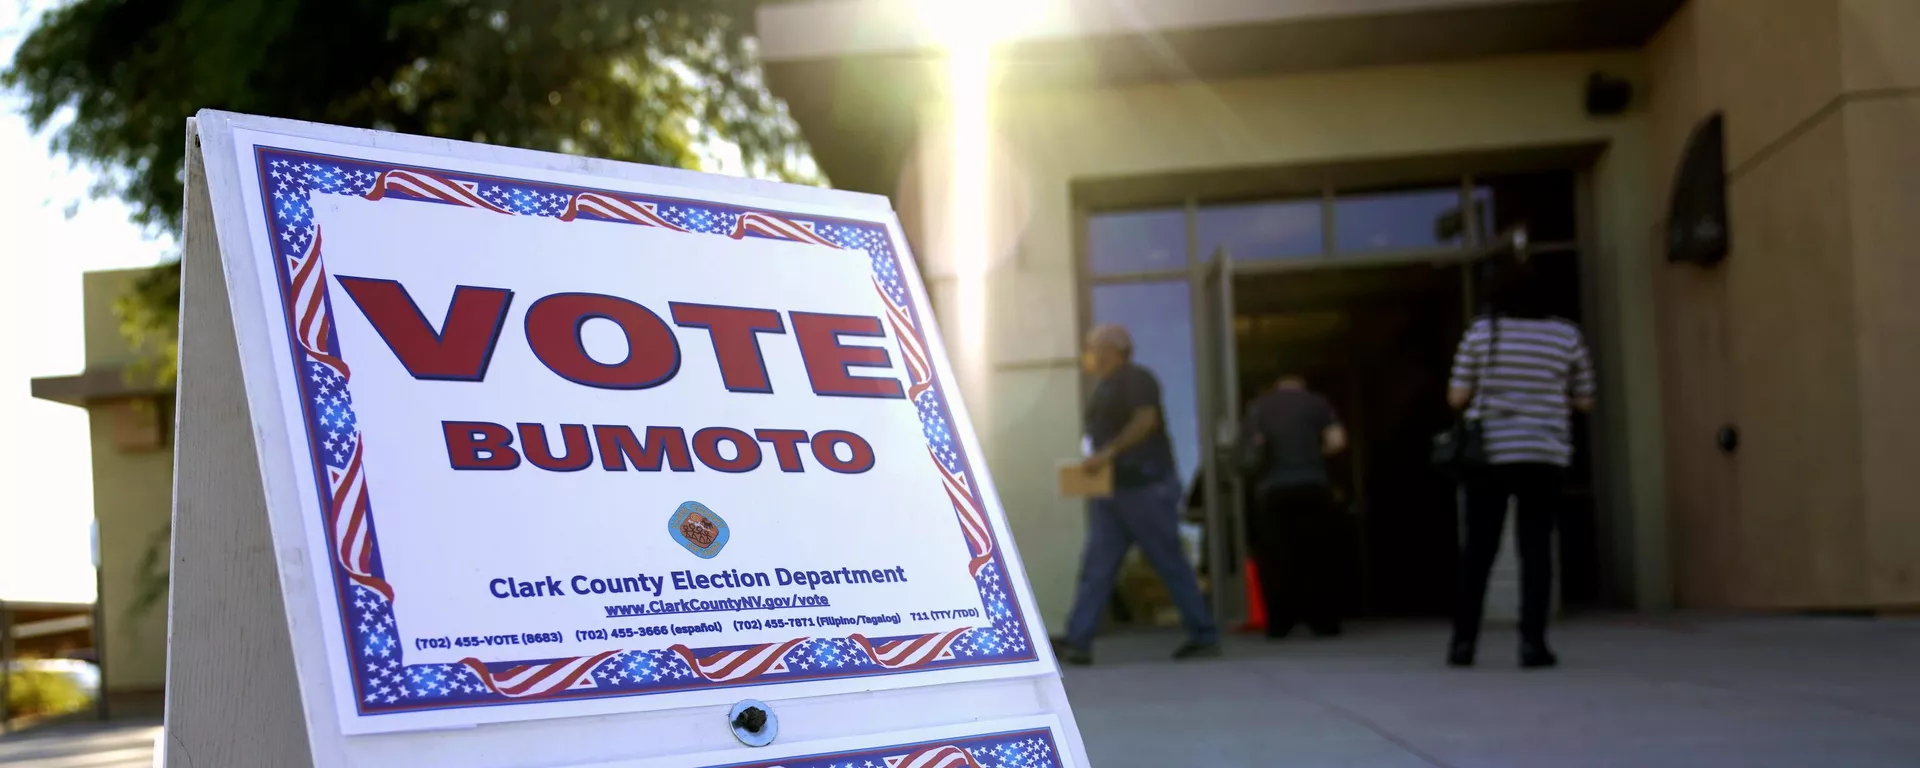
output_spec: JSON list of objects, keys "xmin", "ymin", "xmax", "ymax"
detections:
[
  {"xmin": 4, "ymin": 0, "xmax": 818, "ymax": 378},
  {"xmin": 5, "ymin": 0, "xmax": 819, "ymax": 610}
]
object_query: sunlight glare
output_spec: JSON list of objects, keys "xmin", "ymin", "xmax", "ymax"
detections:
[{"xmin": 915, "ymin": 0, "xmax": 1017, "ymax": 385}]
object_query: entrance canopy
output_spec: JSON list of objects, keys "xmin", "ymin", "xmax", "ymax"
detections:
[{"xmin": 756, "ymin": 0, "xmax": 1682, "ymax": 196}]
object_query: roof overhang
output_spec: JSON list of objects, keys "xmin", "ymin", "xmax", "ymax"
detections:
[
  {"xmin": 0, "ymin": 600, "xmax": 93, "ymax": 616},
  {"xmin": 757, "ymin": 0, "xmax": 1681, "ymax": 195},
  {"xmin": 30, "ymin": 366, "xmax": 169, "ymax": 407},
  {"xmin": 1, "ymin": 601, "xmax": 96, "ymax": 661}
]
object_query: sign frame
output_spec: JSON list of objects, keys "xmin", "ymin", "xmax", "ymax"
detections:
[
  {"xmin": 164, "ymin": 110, "xmax": 1089, "ymax": 767},
  {"xmin": 583, "ymin": 716, "xmax": 1076, "ymax": 768}
]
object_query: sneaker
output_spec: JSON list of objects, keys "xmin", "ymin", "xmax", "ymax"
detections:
[
  {"xmin": 1171, "ymin": 641, "xmax": 1222, "ymax": 661},
  {"xmin": 1308, "ymin": 623, "xmax": 1343, "ymax": 638},
  {"xmin": 1060, "ymin": 647, "xmax": 1094, "ymax": 666}
]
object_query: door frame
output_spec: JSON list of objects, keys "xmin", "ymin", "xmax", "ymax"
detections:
[{"xmin": 1192, "ymin": 246, "xmax": 1243, "ymax": 625}]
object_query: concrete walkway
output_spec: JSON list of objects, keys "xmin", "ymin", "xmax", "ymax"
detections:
[
  {"xmin": 0, "ymin": 719, "xmax": 158, "ymax": 768},
  {"xmin": 1065, "ymin": 615, "xmax": 1920, "ymax": 767},
  {"xmin": 5, "ymin": 616, "xmax": 1915, "ymax": 767}
]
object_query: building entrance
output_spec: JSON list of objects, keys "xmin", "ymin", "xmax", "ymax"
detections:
[
  {"xmin": 1087, "ymin": 168, "xmax": 1603, "ymax": 627},
  {"xmin": 1230, "ymin": 262, "xmax": 1468, "ymax": 616},
  {"xmin": 1198, "ymin": 245, "xmax": 1598, "ymax": 621}
]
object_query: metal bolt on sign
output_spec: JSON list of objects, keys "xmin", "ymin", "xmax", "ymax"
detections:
[{"xmin": 729, "ymin": 699, "xmax": 778, "ymax": 747}]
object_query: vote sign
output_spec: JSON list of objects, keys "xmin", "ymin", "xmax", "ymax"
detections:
[{"xmin": 205, "ymin": 118, "xmax": 1051, "ymax": 735}]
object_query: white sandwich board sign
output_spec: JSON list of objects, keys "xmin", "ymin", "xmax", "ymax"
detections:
[{"xmin": 166, "ymin": 110, "xmax": 1087, "ymax": 767}]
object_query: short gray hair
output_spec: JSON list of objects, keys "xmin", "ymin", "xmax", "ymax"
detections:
[{"xmin": 1087, "ymin": 324, "xmax": 1133, "ymax": 358}]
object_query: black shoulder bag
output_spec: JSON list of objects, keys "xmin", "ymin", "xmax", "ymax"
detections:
[{"xmin": 1431, "ymin": 316, "xmax": 1498, "ymax": 475}]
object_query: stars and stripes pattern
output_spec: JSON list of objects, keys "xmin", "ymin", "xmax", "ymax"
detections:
[
  {"xmin": 888, "ymin": 745, "xmax": 985, "ymax": 768},
  {"xmin": 326, "ymin": 439, "xmax": 392, "ymax": 600},
  {"xmin": 282, "ymin": 191, "xmax": 388, "ymax": 605},
  {"xmin": 969, "ymin": 735, "xmax": 1059, "ymax": 768},
  {"xmin": 286, "ymin": 232, "xmax": 349, "ymax": 378},
  {"xmin": 560, "ymin": 191, "xmax": 687, "ymax": 231},
  {"xmin": 726, "ymin": 731, "xmax": 1059, "ymax": 768},
  {"xmin": 460, "ymin": 650, "xmax": 620, "ymax": 699},
  {"xmin": 931, "ymin": 447, "xmax": 996, "ymax": 578},
  {"xmin": 729, "ymin": 210, "xmax": 840, "ymax": 247},
  {"xmin": 874, "ymin": 276, "xmax": 936, "ymax": 401},
  {"xmin": 851, "ymin": 627, "xmax": 970, "ymax": 670},
  {"xmin": 256, "ymin": 150, "xmax": 1036, "ymax": 715},
  {"xmin": 363, "ymin": 168, "xmax": 512, "ymax": 214},
  {"xmin": 669, "ymin": 638, "xmax": 807, "ymax": 683}
]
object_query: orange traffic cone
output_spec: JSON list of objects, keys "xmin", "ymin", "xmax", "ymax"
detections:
[{"xmin": 1237, "ymin": 558, "xmax": 1267, "ymax": 633}]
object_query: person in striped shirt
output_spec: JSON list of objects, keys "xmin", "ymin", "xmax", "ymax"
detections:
[{"xmin": 1445, "ymin": 265, "xmax": 1595, "ymax": 669}]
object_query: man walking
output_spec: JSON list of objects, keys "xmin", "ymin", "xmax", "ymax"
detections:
[
  {"xmin": 1240, "ymin": 374, "xmax": 1347, "ymax": 638},
  {"xmin": 1059, "ymin": 325, "xmax": 1219, "ymax": 665}
]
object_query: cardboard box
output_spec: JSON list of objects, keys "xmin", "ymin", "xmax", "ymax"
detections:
[{"xmin": 1057, "ymin": 461, "xmax": 1113, "ymax": 498}]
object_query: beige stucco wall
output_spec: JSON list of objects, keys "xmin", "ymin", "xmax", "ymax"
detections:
[
  {"xmin": 1840, "ymin": 0, "xmax": 1920, "ymax": 606},
  {"xmin": 1649, "ymin": 0, "xmax": 1920, "ymax": 608},
  {"xmin": 80, "ymin": 268, "xmax": 175, "ymax": 694},
  {"xmin": 900, "ymin": 51, "xmax": 1669, "ymax": 627},
  {"xmin": 1847, "ymin": 98, "xmax": 1920, "ymax": 605}
]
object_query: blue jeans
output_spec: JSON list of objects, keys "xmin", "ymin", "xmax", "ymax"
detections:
[{"xmin": 1065, "ymin": 480, "xmax": 1218, "ymax": 650}]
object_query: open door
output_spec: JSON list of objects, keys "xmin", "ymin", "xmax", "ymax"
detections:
[{"xmin": 1193, "ymin": 247, "xmax": 1246, "ymax": 625}]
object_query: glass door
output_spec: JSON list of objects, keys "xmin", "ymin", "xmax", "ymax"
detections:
[{"xmin": 1193, "ymin": 246, "xmax": 1246, "ymax": 624}]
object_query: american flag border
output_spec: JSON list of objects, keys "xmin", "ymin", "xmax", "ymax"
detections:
[
  {"xmin": 696, "ymin": 726, "xmax": 1062, "ymax": 768},
  {"xmin": 249, "ymin": 146, "xmax": 1039, "ymax": 717}
]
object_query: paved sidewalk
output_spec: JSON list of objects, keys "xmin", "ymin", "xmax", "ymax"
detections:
[
  {"xmin": 0, "ymin": 719, "xmax": 158, "ymax": 768},
  {"xmin": 6, "ymin": 616, "xmax": 1915, "ymax": 767},
  {"xmin": 1064, "ymin": 615, "xmax": 1920, "ymax": 767}
]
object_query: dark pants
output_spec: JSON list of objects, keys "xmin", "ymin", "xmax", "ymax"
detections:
[
  {"xmin": 1253, "ymin": 483, "xmax": 1339, "ymax": 634},
  {"xmin": 1453, "ymin": 463, "xmax": 1562, "ymax": 646},
  {"xmin": 1066, "ymin": 480, "xmax": 1218, "ymax": 650}
]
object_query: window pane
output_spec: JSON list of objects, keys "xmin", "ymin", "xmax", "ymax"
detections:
[
  {"xmin": 1090, "ymin": 281, "xmax": 1198, "ymax": 484},
  {"xmin": 1197, "ymin": 200, "xmax": 1322, "ymax": 261},
  {"xmin": 1087, "ymin": 208, "xmax": 1186, "ymax": 275},
  {"xmin": 1334, "ymin": 188, "xmax": 1465, "ymax": 253}
]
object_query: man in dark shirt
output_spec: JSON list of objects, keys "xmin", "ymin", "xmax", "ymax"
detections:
[
  {"xmin": 1059, "ymin": 325, "xmax": 1219, "ymax": 665},
  {"xmin": 1239, "ymin": 374, "xmax": 1347, "ymax": 638}
]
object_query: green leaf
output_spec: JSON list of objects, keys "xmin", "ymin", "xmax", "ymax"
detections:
[{"xmin": 4, "ymin": 0, "xmax": 823, "ymax": 365}]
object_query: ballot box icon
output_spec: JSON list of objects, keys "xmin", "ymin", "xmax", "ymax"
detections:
[{"xmin": 669, "ymin": 501, "xmax": 730, "ymax": 559}]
